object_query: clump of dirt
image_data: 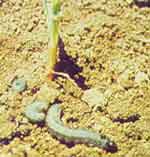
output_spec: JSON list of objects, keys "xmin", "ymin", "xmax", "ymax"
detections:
[{"xmin": 0, "ymin": 0, "xmax": 150, "ymax": 157}]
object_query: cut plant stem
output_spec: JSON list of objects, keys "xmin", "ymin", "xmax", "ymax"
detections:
[
  {"xmin": 43, "ymin": 0, "xmax": 77, "ymax": 85},
  {"xmin": 43, "ymin": 0, "xmax": 60, "ymax": 80}
]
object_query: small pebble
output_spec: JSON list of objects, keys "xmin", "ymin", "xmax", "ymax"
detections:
[
  {"xmin": 81, "ymin": 88, "xmax": 108, "ymax": 110},
  {"xmin": 12, "ymin": 78, "xmax": 27, "ymax": 92},
  {"xmin": 135, "ymin": 71, "xmax": 149, "ymax": 84}
]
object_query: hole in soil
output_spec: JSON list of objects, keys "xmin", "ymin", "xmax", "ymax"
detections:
[
  {"xmin": 54, "ymin": 38, "xmax": 89, "ymax": 90},
  {"xmin": 112, "ymin": 114, "xmax": 140, "ymax": 123}
]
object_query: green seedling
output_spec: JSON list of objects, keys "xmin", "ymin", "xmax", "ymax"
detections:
[
  {"xmin": 43, "ymin": 0, "xmax": 77, "ymax": 85},
  {"xmin": 43, "ymin": 0, "xmax": 60, "ymax": 80}
]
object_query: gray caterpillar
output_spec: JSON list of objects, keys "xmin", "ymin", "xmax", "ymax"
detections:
[
  {"xmin": 46, "ymin": 104, "xmax": 117, "ymax": 152},
  {"xmin": 25, "ymin": 102, "xmax": 117, "ymax": 152}
]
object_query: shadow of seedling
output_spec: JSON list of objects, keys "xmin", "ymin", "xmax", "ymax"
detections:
[{"xmin": 55, "ymin": 38, "xmax": 88, "ymax": 90}]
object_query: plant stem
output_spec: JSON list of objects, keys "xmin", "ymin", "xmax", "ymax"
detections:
[{"xmin": 43, "ymin": 0, "xmax": 60, "ymax": 79}]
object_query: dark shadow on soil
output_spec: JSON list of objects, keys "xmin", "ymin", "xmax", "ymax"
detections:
[
  {"xmin": 37, "ymin": 121, "xmax": 45, "ymax": 128},
  {"xmin": 59, "ymin": 140, "xmax": 117, "ymax": 153},
  {"xmin": 112, "ymin": 114, "xmax": 140, "ymax": 123},
  {"xmin": 0, "ymin": 130, "xmax": 30, "ymax": 145},
  {"xmin": 60, "ymin": 140, "xmax": 75, "ymax": 148},
  {"xmin": 134, "ymin": 0, "xmax": 150, "ymax": 7},
  {"xmin": 54, "ymin": 38, "xmax": 89, "ymax": 90}
]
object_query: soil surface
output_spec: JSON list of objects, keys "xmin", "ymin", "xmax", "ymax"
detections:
[{"xmin": 0, "ymin": 0, "xmax": 150, "ymax": 157}]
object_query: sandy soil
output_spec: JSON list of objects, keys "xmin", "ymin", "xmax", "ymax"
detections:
[{"xmin": 0, "ymin": 0, "xmax": 150, "ymax": 156}]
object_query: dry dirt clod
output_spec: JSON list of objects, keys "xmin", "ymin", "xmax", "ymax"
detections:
[
  {"xmin": 36, "ymin": 82, "xmax": 60, "ymax": 103},
  {"xmin": 0, "ymin": 113, "xmax": 16, "ymax": 139},
  {"xmin": 81, "ymin": 88, "xmax": 108, "ymax": 111},
  {"xmin": 134, "ymin": 71, "xmax": 149, "ymax": 85}
]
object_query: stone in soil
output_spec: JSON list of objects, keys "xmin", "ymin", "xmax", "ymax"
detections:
[
  {"xmin": 12, "ymin": 78, "xmax": 27, "ymax": 92},
  {"xmin": 81, "ymin": 88, "xmax": 108, "ymax": 111}
]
